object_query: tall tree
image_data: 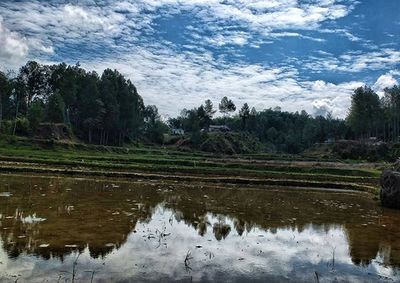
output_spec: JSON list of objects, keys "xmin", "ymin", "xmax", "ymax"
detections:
[
  {"xmin": 18, "ymin": 61, "xmax": 49, "ymax": 107},
  {"xmin": 219, "ymin": 96, "xmax": 236, "ymax": 117},
  {"xmin": 46, "ymin": 92, "xmax": 65, "ymax": 123},
  {"xmin": 203, "ymin": 99, "xmax": 216, "ymax": 128},
  {"xmin": 28, "ymin": 99, "xmax": 45, "ymax": 132},
  {"xmin": 99, "ymin": 69, "xmax": 121, "ymax": 145},
  {"xmin": 144, "ymin": 105, "xmax": 166, "ymax": 144},
  {"xmin": 77, "ymin": 72, "xmax": 104, "ymax": 143},
  {"xmin": 239, "ymin": 103, "xmax": 250, "ymax": 130},
  {"xmin": 347, "ymin": 86, "xmax": 381, "ymax": 139},
  {"xmin": 383, "ymin": 85, "xmax": 400, "ymax": 142},
  {"xmin": 0, "ymin": 72, "xmax": 9, "ymax": 132},
  {"xmin": 50, "ymin": 63, "xmax": 78, "ymax": 124}
]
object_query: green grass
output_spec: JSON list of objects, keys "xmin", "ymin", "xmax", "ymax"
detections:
[{"xmin": 0, "ymin": 138, "xmax": 383, "ymax": 194}]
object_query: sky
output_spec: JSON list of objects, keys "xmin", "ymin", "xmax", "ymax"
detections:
[{"xmin": 0, "ymin": 0, "xmax": 399, "ymax": 118}]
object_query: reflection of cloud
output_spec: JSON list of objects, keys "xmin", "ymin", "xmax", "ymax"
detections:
[
  {"xmin": 1, "ymin": 207, "xmax": 399, "ymax": 282},
  {"xmin": 20, "ymin": 214, "xmax": 46, "ymax": 224}
]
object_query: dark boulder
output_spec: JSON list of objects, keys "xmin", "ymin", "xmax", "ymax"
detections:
[{"xmin": 380, "ymin": 159, "xmax": 400, "ymax": 209}]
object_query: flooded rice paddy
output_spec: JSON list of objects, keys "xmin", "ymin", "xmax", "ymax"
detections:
[{"xmin": 0, "ymin": 174, "xmax": 400, "ymax": 282}]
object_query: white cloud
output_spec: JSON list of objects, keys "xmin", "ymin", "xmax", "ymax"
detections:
[
  {"xmin": 79, "ymin": 42, "xmax": 363, "ymax": 119},
  {"xmin": 0, "ymin": 16, "xmax": 29, "ymax": 68},
  {"xmin": 304, "ymin": 49, "xmax": 400, "ymax": 73},
  {"xmin": 373, "ymin": 73, "xmax": 398, "ymax": 97},
  {"xmin": 0, "ymin": 0, "xmax": 390, "ymax": 118},
  {"xmin": 0, "ymin": 0, "xmax": 356, "ymax": 52},
  {"xmin": 306, "ymin": 80, "xmax": 363, "ymax": 117},
  {"xmin": 0, "ymin": 15, "xmax": 54, "ymax": 70}
]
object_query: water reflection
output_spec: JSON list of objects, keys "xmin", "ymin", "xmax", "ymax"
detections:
[{"xmin": 0, "ymin": 174, "xmax": 399, "ymax": 282}]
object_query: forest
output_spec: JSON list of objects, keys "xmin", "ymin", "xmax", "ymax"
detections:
[{"xmin": 0, "ymin": 61, "xmax": 399, "ymax": 154}]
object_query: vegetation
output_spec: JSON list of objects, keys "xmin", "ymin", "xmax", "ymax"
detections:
[
  {"xmin": 0, "ymin": 138, "xmax": 382, "ymax": 194},
  {"xmin": 0, "ymin": 61, "xmax": 163, "ymax": 146},
  {"xmin": 348, "ymin": 85, "xmax": 400, "ymax": 142},
  {"xmin": 1, "ymin": 61, "xmax": 400, "ymax": 158}
]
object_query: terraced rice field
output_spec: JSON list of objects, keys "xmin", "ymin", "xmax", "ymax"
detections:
[{"xmin": 0, "ymin": 139, "xmax": 384, "ymax": 194}]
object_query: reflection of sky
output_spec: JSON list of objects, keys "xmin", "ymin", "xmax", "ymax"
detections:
[{"xmin": 0, "ymin": 206, "xmax": 398, "ymax": 283}]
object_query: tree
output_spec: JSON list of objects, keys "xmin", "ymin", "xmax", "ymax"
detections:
[
  {"xmin": 168, "ymin": 117, "xmax": 183, "ymax": 129},
  {"xmin": 219, "ymin": 96, "xmax": 236, "ymax": 117},
  {"xmin": 76, "ymin": 72, "xmax": 104, "ymax": 143},
  {"xmin": 50, "ymin": 63, "xmax": 77, "ymax": 124},
  {"xmin": 0, "ymin": 61, "xmax": 148, "ymax": 145},
  {"xmin": 117, "ymin": 79, "xmax": 144, "ymax": 144},
  {"xmin": 347, "ymin": 86, "xmax": 381, "ymax": 139},
  {"xmin": 197, "ymin": 105, "xmax": 206, "ymax": 128},
  {"xmin": 28, "ymin": 99, "xmax": 45, "ymax": 132},
  {"xmin": 18, "ymin": 61, "xmax": 49, "ymax": 107},
  {"xmin": 144, "ymin": 105, "xmax": 166, "ymax": 143},
  {"xmin": 383, "ymin": 85, "xmax": 400, "ymax": 142},
  {"xmin": 99, "ymin": 69, "xmax": 121, "ymax": 145},
  {"xmin": 203, "ymin": 99, "xmax": 216, "ymax": 128},
  {"xmin": 46, "ymin": 92, "xmax": 65, "ymax": 123},
  {"xmin": 0, "ymin": 71, "xmax": 10, "ymax": 132},
  {"xmin": 239, "ymin": 103, "xmax": 250, "ymax": 130},
  {"xmin": 11, "ymin": 77, "xmax": 28, "ymax": 135},
  {"xmin": 247, "ymin": 107, "xmax": 257, "ymax": 132},
  {"xmin": 144, "ymin": 105, "xmax": 159, "ymax": 126}
]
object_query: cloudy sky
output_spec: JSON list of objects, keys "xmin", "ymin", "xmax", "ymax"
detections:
[{"xmin": 0, "ymin": 0, "xmax": 399, "ymax": 118}]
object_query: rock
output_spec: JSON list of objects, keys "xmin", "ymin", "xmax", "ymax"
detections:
[{"xmin": 380, "ymin": 159, "xmax": 400, "ymax": 209}]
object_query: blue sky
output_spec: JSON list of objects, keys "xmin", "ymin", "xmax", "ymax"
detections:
[{"xmin": 0, "ymin": 0, "xmax": 399, "ymax": 118}]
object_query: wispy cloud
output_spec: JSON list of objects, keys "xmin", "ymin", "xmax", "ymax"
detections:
[
  {"xmin": 79, "ymin": 42, "xmax": 364, "ymax": 118},
  {"xmin": 0, "ymin": 0, "xmax": 398, "ymax": 118},
  {"xmin": 304, "ymin": 49, "xmax": 400, "ymax": 73}
]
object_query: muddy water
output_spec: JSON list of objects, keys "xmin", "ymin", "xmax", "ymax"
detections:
[{"xmin": 0, "ymin": 174, "xmax": 399, "ymax": 282}]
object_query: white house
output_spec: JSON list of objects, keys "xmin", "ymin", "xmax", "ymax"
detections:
[{"xmin": 171, "ymin": 128, "xmax": 185, "ymax": 135}]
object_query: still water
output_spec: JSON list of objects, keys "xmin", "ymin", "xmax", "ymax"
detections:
[{"xmin": 0, "ymin": 174, "xmax": 399, "ymax": 282}]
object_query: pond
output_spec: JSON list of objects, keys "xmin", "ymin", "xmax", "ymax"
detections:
[{"xmin": 0, "ymin": 174, "xmax": 399, "ymax": 282}]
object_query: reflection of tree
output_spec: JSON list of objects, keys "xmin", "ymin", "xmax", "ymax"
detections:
[
  {"xmin": 0, "ymin": 176, "xmax": 162, "ymax": 260},
  {"xmin": 196, "ymin": 215, "xmax": 210, "ymax": 236},
  {"xmin": 213, "ymin": 222, "xmax": 231, "ymax": 241},
  {"xmin": 1, "ymin": 175, "xmax": 400, "ymax": 268},
  {"xmin": 161, "ymin": 186, "xmax": 400, "ymax": 267},
  {"xmin": 346, "ymin": 211, "xmax": 400, "ymax": 267},
  {"xmin": 346, "ymin": 226, "xmax": 379, "ymax": 266},
  {"xmin": 234, "ymin": 219, "xmax": 245, "ymax": 236}
]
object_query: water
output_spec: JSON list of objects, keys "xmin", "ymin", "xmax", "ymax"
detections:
[{"xmin": 0, "ymin": 174, "xmax": 399, "ymax": 282}]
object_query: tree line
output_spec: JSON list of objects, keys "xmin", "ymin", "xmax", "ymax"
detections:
[
  {"xmin": 0, "ymin": 61, "xmax": 164, "ymax": 145},
  {"xmin": 0, "ymin": 61, "xmax": 399, "ymax": 152},
  {"xmin": 347, "ymin": 85, "xmax": 400, "ymax": 142},
  {"xmin": 169, "ymin": 98, "xmax": 349, "ymax": 153}
]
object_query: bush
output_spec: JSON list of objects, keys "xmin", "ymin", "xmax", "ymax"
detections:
[
  {"xmin": 0, "ymin": 120, "xmax": 14, "ymax": 135},
  {"xmin": 332, "ymin": 140, "xmax": 390, "ymax": 161},
  {"xmin": 199, "ymin": 132, "xmax": 262, "ymax": 154},
  {"xmin": 15, "ymin": 117, "xmax": 30, "ymax": 136}
]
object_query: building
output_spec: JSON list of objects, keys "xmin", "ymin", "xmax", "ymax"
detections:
[{"xmin": 171, "ymin": 128, "xmax": 185, "ymax": 135}]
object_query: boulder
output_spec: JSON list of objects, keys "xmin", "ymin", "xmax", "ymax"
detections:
[{"xmin": 380, "ymin": 159, "xmax": 400, "ymax": 209}]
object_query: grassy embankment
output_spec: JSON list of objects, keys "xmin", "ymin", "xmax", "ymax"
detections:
[{"xmin": 0, "ymin": 137, "xmax": 384, "ymax": 194}]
